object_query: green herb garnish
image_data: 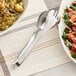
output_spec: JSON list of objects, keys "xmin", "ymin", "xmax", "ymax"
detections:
[
  {"xmin": 71, "ymin": 53, "xmax": 76, "ymax": 58},
  {"xmin": 64, "ymin": 9, "xmax": 69, "ymax": 13},
  {"xmin": 64, "ymin": 28, "xmax": 69, "ymax": 34},
  {"xmin": 62, "ymin": 32, "xmax": 68, "ymax": 40}
]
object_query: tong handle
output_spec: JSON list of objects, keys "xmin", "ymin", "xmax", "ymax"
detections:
[{"xmin": 14, "ymin": 28, "xmax": 45, "ymax": 66}]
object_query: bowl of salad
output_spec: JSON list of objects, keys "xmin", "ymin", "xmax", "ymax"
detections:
[
  {"xmin": 58, "ymin": 0, "xmax": 76, "ymax": 63},
  {"xmin": 0, "ymin": 0, "xmax": 29, "ymax": 35}
]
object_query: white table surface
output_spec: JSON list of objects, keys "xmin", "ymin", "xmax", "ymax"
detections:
[{"xmin": 31, "ymin": 61, "xmax": 76, "ymax": 76}]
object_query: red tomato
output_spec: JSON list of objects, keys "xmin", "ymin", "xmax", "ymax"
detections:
[
  {"xmin": 72, "ymin": 26, "xmax": 76, "ymax": 31},
  {"xmin": 69, "ymin": 19, "xmax": 73, "ymax": 24},
  {"xmin": 73, "ymin": 32, "xmax": 76, "ymax": 36},
  {"xmin": 72, "ymin": 43, "xmax": 76, "ymax": 51},
  {"xmin": 68, "ymin": 13, "xmax": 72, "ymax": 18},
  {"xmin": 68, "ymin": 32, "xmax": 73, "ymax": 41},
  {"xmin": 70, "ymin": 18, "xmax": 76, "ymax": 26},
  {"xmin": 70, "ymin": 15, "xmax": 76, "ymax": 22},
  {"xmin": 68, "ymin": 32, "xmax": 76, "ymax": 43},
  {"xmin": 75, "ymin": 7, "xmax": 76, "ymax": 11},
  {"xmin": 71, "ymin": 22, "xmax": 76, "ymax": 26},
  {"xmin": 66, "ymin": 7, "xmax": 72, "ymax": 12},
  {"xmin": 70, "ymin": 50, "xmax": 76, "ymax": 54},
  {"xmin": 72, "ymin": 1, "xmax": 76, "ymax": 4},
  {"xmin": 72, "ymin": 37, "xmax": 76, "ymax": 43}
]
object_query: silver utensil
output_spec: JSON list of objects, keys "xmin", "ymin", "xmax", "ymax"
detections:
[{"xmin": 14, "ymin": 10, "xmax": 58, "ymax": 66}]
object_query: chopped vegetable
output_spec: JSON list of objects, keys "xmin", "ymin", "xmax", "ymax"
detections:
[
  {"xmin": 72, "ymin": 43, "xmax": 76, "ymax": 51},
  {"xmin": 72, "ymin": 26, "xmax": 76, "ymax": 31},
  {"xmin": 70, "ymin": 6, "xmax": 75, "ymax": 10},
  {"xmin": 64, "ymin": 28, "xmax": 69, "ymax": 33},
  {"xmin": 15, "ymin": 2, "xmax": 24, "ymax": 12},
  {"xmin": 72, "ymin": 1, "xmax": 76, "ymax": 5},
  {"xmin": 66, "ymin": 7, "xmax": 72, "ymax": 12},
  {"xmin": 71, "ymin": 53, "xmax": 76, "ymax": 58},
  {"xmin": 62, "ymin": 32, "xmax": 68, "ymax": 40},
  {"xmin": 63, "ymin": 14, "xmax": 69, "ymax": 20},
  {"xmin": 64, "ymin": 9, "xmax": 68, "ymax": 13},
  {"xmin": 71, "ymin": 50, "xmax": 76, "ymax": 58},
  {"xmin": 72, "ymin": 1, "xmax": 76, "ymax": 6},
  {"xmin": 64, "ymin": 20, "xmax": 72, "ymax": 28},
  {"xmin": 65, "ymin": 40, "xmax": 72, "ymax": 50},
  {"xmin": 71, "ymin": 50, "xmax": 76, "ymax": 54}
]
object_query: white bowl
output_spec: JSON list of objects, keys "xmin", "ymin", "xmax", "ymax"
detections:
[
  {"xmin": 0, "ymin": 0, "xmax": 29, "ymax": 35},
  {"xmin": 58, "ymin": 0, "xmax": 76, "ymax": 63}
]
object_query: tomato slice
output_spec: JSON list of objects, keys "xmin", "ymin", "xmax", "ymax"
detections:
[
  {"xmin": 70, "ymin": 15, "xmax": 76, "ymax": 26},
  {"xmin": 68, "ymin": 13, "xmax": 72, "ymax": 18},
  {"xmin": 66, "ymin": 7, "xmax": 72, "ymax": 12},
  {"xmin": 68, "ymin": 32, "xmax": 73, "ymax": 41},
  {"xmin": 72, "ymin": 37, "xmax": 76, "ymax": 44},
  {"xmin": 72, "ymin": 1, "xmax": 76, "ymax": 4},
  {"xmin": 71, "ymin": 50, "xmax": 76, "ymax": 54},
  {"xmin": 73, "ymin": 32, "xmax": 76, "ymax": 37},
  {"xmin": 72, "ymin": 26, "xmax": 76, "ymax": 31},
  {"xmin": 70, "ymin": 15, "xmax": 76, "ymax": 22},
  {"xmin": 71, "ymin": 22, "xmax": 76, "ymax": 26},
  {"xmin": 72, "ymin": 43, "xmax": 76, "ymax": 51},
  {"xmin": 68, "ymin": 32, "xmax": 76, "ymax": 43},
  {"xmin": 70, "ymin": 19, "xmax": 73, "ymax": 24}
]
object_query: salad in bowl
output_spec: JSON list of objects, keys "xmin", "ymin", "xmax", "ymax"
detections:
[
  {"xmin": 62, "ymin": 1, "xmax": 76, "ymax": 58},
  {"xmin": 58, "ymin": 0, "xmax": 76, "ymax": 63},
  {"xmin": 0, "ymin": 0, "xmax": 24, "ymax": 30},
  {"xmin": 0, "ymin": 0, "xmax": 28, "ymax": 35}
]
